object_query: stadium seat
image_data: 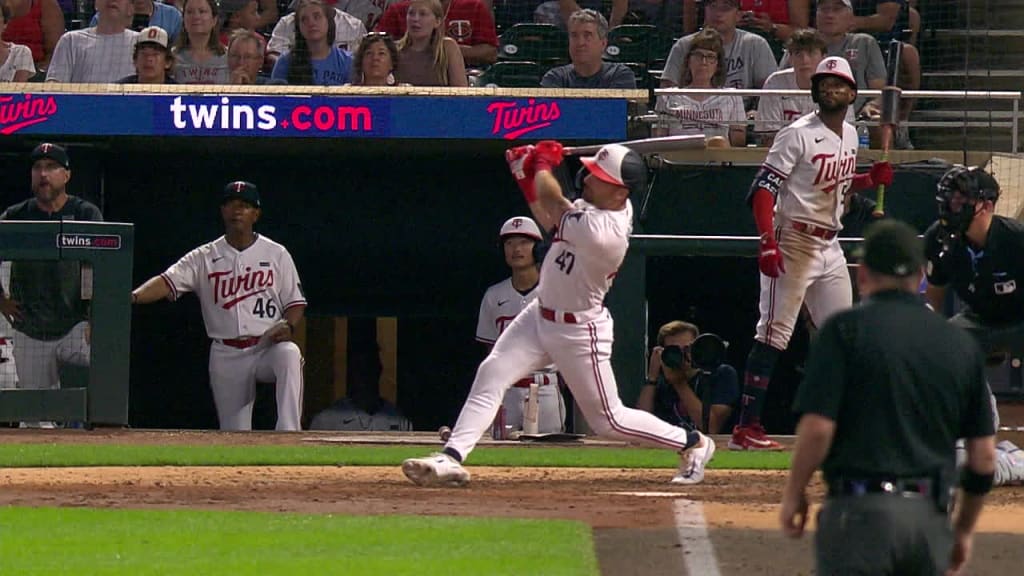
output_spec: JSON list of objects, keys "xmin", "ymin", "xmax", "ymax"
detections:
[
  {"xmin": 476, "ymin": 61, "xmax": 545, "ymax": 88},
  {"xmin": 498, "ymin": 24, "xmax": 568, "ymax": 66},
  {"xmin": 604, "ymin": 24, "xmax": 659, "ymax": 66}
]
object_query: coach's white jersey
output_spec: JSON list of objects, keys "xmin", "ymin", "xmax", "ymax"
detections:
[
  {"xmin": 161, "ymin": 235, "xmax": 306, "ymax": 340},
  {"xmin": 476, "ymin": 278, "xmax": 538, "ymax": 344},
  {"xmin": 762, "ymin": 112, "xmax": 858, "ymax": 231},
  {"xmin": 538, "ymin": 199, "xmax": 632, "ymax": 312},
  {"xmin": 755, "ymin": 69, "xmax": 855, "ymax": 135}
]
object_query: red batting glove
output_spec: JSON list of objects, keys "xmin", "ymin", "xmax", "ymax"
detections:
[
  {"xmin": 506, "ymin": 145, "xmax": 537, "ymax": 203},
  {"xmin": 869, "ymin": 161, "xmax": 893, "ymax": 187},
  {"xmin": 758, "ymin": 237, "xmax": 785, "ymax": 278},
  {"xmin": 533, "ymin": 140, "xmax": 564, "ymax": 173}
]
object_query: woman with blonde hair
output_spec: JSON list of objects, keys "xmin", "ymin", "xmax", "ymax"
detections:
[
  {"xmin": 173, "ymin": 0, "xmax": 229, "ymax": 84},
  {"xmin": 394, "ymin": 0, "xmax": 466, "ymax": 87},
  {"xmin": 655, "ymin": 28, "xmax": 746, "ymax": 147}
]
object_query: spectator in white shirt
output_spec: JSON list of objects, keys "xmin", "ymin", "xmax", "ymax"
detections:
[{"xmin": 46, "ymin": 0, "xmax": 138, "ymax": 83}]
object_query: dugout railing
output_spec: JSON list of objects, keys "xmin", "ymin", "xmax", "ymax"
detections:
[{"xmin": 0, "ymin": 221, "xmax": 133, "ymax": 426}]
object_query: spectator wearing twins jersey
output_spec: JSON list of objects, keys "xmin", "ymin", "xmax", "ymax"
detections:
[
  {"xmin": 476, "ymin": 217, "xmax": 565, "ymax": 434},
  {"xmin": 730, "ymin": 56, "xmax": 893, "ymax": 451},
  {"xmin": 132, "ymin": 181, "xmax": 307, "ymax": 431},
  {"xmin": 755, "ymin": 28, "xmax": 853, "ymax": 146},
  {"xmin": 656, "ymin": 27, "xmax": 746, "ymax": 147}
]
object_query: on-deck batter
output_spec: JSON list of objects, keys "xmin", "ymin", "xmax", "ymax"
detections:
[
  {"xmin": 402, "ymin": 142, "xmax": 715, "ymax": 487},
  {"xmin": 731, "ymin": 56, "xmax": 893, "ymax": 450},
  {"xmin": 131, "ymin": 181, "xmax": 307, "ymax": 431}
]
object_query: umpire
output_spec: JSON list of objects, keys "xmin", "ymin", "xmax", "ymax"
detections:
[{"xmin": 780, "ymin": 220, "xmax": 996, "ymax": 576}]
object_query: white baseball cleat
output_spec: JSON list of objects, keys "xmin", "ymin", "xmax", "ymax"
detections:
[
  {"xmin": 402, "ymin": 453, "xmax": 471, "ymax": 487},
  {"xmin": 672, "ymin": 432, "xmax": 716, "ymax": 485}
]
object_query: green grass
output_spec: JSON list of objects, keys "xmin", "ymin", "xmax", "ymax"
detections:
[
  {"xmin": 0, "ymin": 507, "xmax": 599, "ymax": 576},
  {"xmin": 0, "ymin": 443, "xmax": 790, "ymax": 469}
]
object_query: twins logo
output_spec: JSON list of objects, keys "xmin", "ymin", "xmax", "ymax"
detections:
[
  {"xmin": 487, "ymin": 99, "xmax": 561, "ymax": 139},
  {"xmin": 811, "ymin": 151, "xmax": 857, "ymax": 195},
  {"xmin": 447, "ymin": 20, "xmax": 472, "ymax": 43},
  {"xmin": 209, "ymin": 267, "xmax": 275, "ymax": 309},
  {"xmin": 0, "ymin": 94, "xmax": 58, "ymax": 135}
]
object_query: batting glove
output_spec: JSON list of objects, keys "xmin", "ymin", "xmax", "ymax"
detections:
[
  {"xmin": 758, "ymin": 238, "xmax": 785, "ymax": 278},
  {"xmin": 534, "ymin": 140, "xmax": 564, "ymax": 173},
  {"xmin": 506, "ymin": 145, "xmax": 537, "ymax": 203},
  {"xmin": 869, "ymin": 161, "xmax": 894, "ymax": 187}
]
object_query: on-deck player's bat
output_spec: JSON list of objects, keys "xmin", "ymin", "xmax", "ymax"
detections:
[
  {"xmin": 874, "ymin": 39, "xmax": 903, "ymax": 217},
  {"xmin": 563, "ymin": 134, "xmax": 706, "ymax": 156}
]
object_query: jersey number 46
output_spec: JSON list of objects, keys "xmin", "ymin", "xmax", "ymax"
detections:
[{"xmin": 252, "ymin": 297, "xmax": 278, "ymax": 319}]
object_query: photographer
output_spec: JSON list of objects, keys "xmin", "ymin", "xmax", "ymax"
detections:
[{"xmin": 637, "ymin": 320, "xmax": 739, "ymax": 434}]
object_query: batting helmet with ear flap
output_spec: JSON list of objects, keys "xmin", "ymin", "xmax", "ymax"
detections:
[
  {"xmin": 811, "ymin": 56, "xmax": 857, "ymax": 104},
  {"xmin": 499, "ymin": 216, "xmax": 546, "ymax": 265}
]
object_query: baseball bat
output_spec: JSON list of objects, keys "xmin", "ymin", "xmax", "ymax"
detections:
[
  {"xmin": 873, "ymin": 40, "xmax": 903, "ymax": 217},
  {"xmin": 563, "ymin": 134, "xmax": 706, "ymax": 156}
]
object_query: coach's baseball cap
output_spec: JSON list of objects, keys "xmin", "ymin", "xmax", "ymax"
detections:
[
  {"xmin": 500, "ymin": 216, "xmax": 542, "ymax": 241},
  {"xmin": 136, "ymin": 26, "xmax": 169, "ymax": 51},
  {"xmin": 580, "ymin": 144, "xmax": 646, "ymax": 196},
  {"xmin": 858, "ymin": 220, "xmax": 924, "ymax": 278},
  {"xmin": 30, "ymin": 143, "xmax": 70, "ymax": 169},
  {"xmin": 812, "ymin": 56, "xmax": 856, "ymax": 90},
  {"xmin": 222, "ymin": 180, "xmax": 261, "ymax": 208}
]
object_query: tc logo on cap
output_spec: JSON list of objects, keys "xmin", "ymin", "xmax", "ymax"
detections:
[{"xmin": 827, "ymin": 59, "xmax": 837, "ymax": 70}]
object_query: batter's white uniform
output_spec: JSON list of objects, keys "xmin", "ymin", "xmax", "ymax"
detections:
[
  {"xmin": 476, "ymin": 278, "xmax": 564, "ymax": 434},
  {"xmin": 161, "ymin": 234, "xmax": 306, "ymax": 431},
  {"xmin": 755, "ymin": 112, "xmax": 857, "ymax": 350},
  {"xmin": 446, "ymin": 199, "xmax": 693, "ymax": 459}
]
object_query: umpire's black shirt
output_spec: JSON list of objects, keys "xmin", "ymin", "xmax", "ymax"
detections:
[
  {"xmin": 925, "ymin": 216, "xmax": 1024, "ymax": 324},
  {"xmin": 794, "ymin": 290, "xmax": 993, "ymax": 486}
]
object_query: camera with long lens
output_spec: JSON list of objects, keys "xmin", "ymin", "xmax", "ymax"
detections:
[
  {"xmin": 660, "ymin": 345, "xmax": 688, "ymax": 370},
  {"xmin": 660, "ymin": 334, "xmax": 728, "ymax": 373}
]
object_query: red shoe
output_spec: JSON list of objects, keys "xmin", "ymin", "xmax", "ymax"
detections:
[{"xmin": 729, "ymin": 424, "xmax": 784, "ymax": 451}]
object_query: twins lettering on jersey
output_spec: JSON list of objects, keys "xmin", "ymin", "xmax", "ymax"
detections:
[
  {"xmin": 812, "ymin": 150, "xmax": 857, "ymax": 195},
  {"xmin": 209, "ymin": 264, "xmax": 274, "ymax": 309}
]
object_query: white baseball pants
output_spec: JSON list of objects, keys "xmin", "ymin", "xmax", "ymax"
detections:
[
  {"xmin": 208, "ymin": 340, "xmax": 303, "ymax": 431},
  {"xmin": 12, "ymin": 321, "xmax": 90, "ymax": 390}
]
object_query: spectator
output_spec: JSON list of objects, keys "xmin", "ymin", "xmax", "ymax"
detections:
[
  {"xmin": 1, "ymin": 0, "xmax": 63, "ymax": 73},
  {"xmin": 271, "ymin": 0, "xmax": 353, "ymax": 85},
  {"xmin": 0, "ymin": 144, "xmax": 101, "ymax": 428},
  {"xmin": 349, "ymin": 31, "xmax": 404, "ymax": 85},
  {"xmin": 661, "ymin": 0, "xmax": 776, "ymax": 105},
  {"xmin": 656, "ymin": 28, "xmax": 745, "ymax": 146},
  {"xmin": 310, "ymin": 341, "xmax": 412, "ymax": 432},
  {"xmin": 736, "ymin": 0, "xmax": 810, "ymax": 43},
  {"xmin": 227, "ymin": 29, "xmax": 284, "ymax": 84},
  {"xmin": 90, "ymin": 0, "xmax": 183, "ymax": 43},
  {"xmin": 848, "ymin": 0, "xmax": 919, "ymax": 149},
  {"xmin": 336, "ymin": 0, "xmax": 401, "ymax": 31},
  {"xmin": 375, "ymin": 0, "xmax": 497, "ymax": 67},
  {"xmin": 637, "ymin": 320, "xmax": 740, "ymax": 434},
  {"xmin": 393, "ymin": 0, "xmax": 467, "ymax": 87},
  {"xmin": 46, "ymin": 0, "xmax": 137, "ymax": 82},
  {"xmin": 218, "ymin": 0, "xmax": 260, "ymax": 45},
  {"xmin": 540, "ymin": 9, "xmax": 635, "ymax": 89},
  {"xmin": 0, "ymin": 2, "xmax": 35, "ymax": 82},
  {"xmin": 119, "ymin": 24, "xmax": 175, "ymax": 83},
  {"xmin": 172, "ymin": 0, "xmax": 228, "ymax": 84},
  {"xmin": 254, "ymin": 0, "xmax": 278, "ymax": 29},
  {"xmin": 755, "ymin": 28, "xmax": 853, "ymax": 145},
  {"xmin": 267, "ymin": 0, "xmax": 365, "ymax": 68}
]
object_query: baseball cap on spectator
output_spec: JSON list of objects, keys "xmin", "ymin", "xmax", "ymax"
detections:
[
  {"xmin": 817, "ymin": 0, "xmax": 853, "ymax": 9},
  {"xmin": 222, "ymin": 181, "xmax": 261, "ymax": 208},
  {"xmin": 136, "ymin": 26, "xmax": 170, "ymax": 51},
  {"xmin": 499, "ymin": 216, "xmax": 542, "ymax": 241},
  {"xmin": 580, "ymin": 144, "xmax": 647, "ymax": 196},
  {"xmin": 857, "ymin": 220, "xmax": 924, "ymax": 277},
  {"xmin": 30, "ymin": 143, "xmax": 70, "ymax": 169}
]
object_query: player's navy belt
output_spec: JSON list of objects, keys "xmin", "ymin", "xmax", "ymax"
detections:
[
  {"xmin": 791, "ymin": 221, "xmax": 838, "ymax": 240},
  {"xmin": 828, "ymin": 476, "xmax": 936, "ymax": 498},
  {"xmin": 513, "ymin": 373, "xmax": 556, "ymax": 388},
  {"xmin": 218, "ymin": 337, "xmax": 261, "ymax": 349}
]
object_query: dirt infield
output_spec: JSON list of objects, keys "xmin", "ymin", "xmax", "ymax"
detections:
[{"xmin": 1, "ymin": 430, "xmax": 1022, "ymax": 575}]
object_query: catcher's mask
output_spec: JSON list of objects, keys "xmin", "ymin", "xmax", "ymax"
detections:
[{"xmin": 936, "ymin": 165, "xmax": 1000, "ymax": 242}]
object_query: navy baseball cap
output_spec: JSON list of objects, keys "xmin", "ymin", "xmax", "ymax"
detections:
[
  {"xmin": 222, "ymin": 181, "xmax": 261, "ymax": 208},
  {"xmin": 30, "ymin": 143, "xmax": 70, "ymax": 169},
  {"xmin": 857, "ymin": 220, "xmax": 924, "ymax": 277}
]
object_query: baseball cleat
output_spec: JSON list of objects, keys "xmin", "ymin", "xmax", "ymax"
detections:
[
  {"xmin": 402, "ymin": 453, "xmax": 470, "ymax": 487},
  {"xmin": 728, "ymin": 424, "xmax": 784, "ymax": 451},
  {"xmin": 672, "ymin": 432, "xmax": 716, "ymax": 485}
]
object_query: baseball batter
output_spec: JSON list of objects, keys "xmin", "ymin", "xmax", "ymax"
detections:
[
  {"xmin": 403, "ymin": 141, "xmax": 715, "ymax": 487},
  {"xmin": 476, "ymin": 216, "xmax": 564, "ymax": 434},
  {"xmin": 731, "ymin": 56, "xmax": 893, "ymax": 451},
  {"xmin": 132, "ymin": 181, "xmax": 306, "ymax": 431}
]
